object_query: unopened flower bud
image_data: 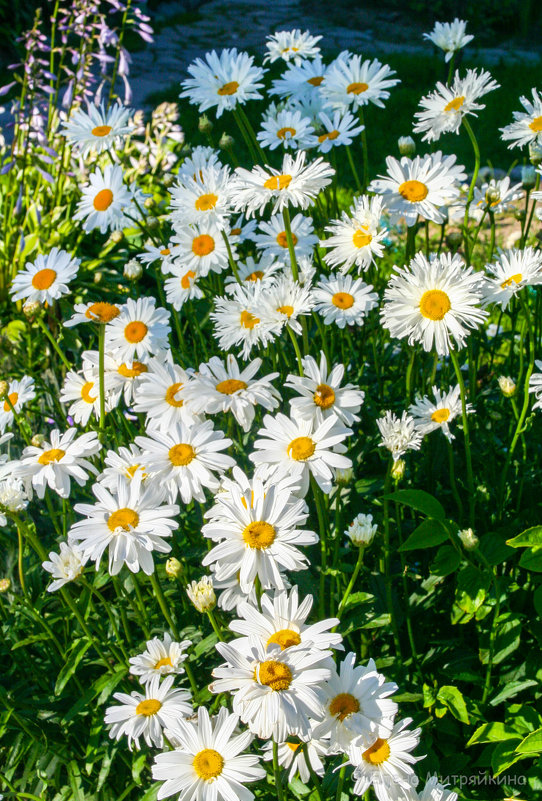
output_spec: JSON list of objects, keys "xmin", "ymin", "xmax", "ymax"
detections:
[
  {"xmin": 391, "ymin": 458, "xmax": 405, "ymax": 481},
  {"xmin": 166, "ymin": 557, "xmax": 183, "ymax": 578},
  {"xmin": 522, "ymin": 165, "xmax": 536, "ymax": 189},
  {"xmin": 109, "ymin": 230, "xmax": 124, "ymax": 244},
  {"xmin": 459, "ymin": 527, "xmax": 479, "ymax": 551},
  {"xmin": 529, "ymin": 142, "xmax": 542, "ymax": 166},
  {"xmin": 346, "ymin": 513, "xmax": 377, "ymax": 547},
  {"xmin": 398, "ymin": 136, "xmax": 416, "ymax": 157},
  {"xmin": 163, "ymin": 173, "xmax": 176, "ymax": 188},
  {"xmin": 147, "ymin": 215, "xmax": 160, "ymax": 229},
  {"xmin": 0, "ymin": 381, "xmax": 8, "ymax": 399},
  {"xmin": 186, "ymin": 575, "xmax": 216, "ymax": 612},
  {"xmin": 23, "ymin": 300, "xmax": 42, "ymax": 319},
  {"xmin": 485, "ymin": 186, "xmax": 501, "ymax": 206},
  {"xmin": 31, "ymin": 433, "xmax": 45, "ymax": 447},
  {"xmin": 94, "ymin": 271, "xmax": 103, "ymax": 284},
  {"xmin": 446, "ymin": 231, "xmax": 463, "ymax": 251},
  {"xmin": 0, "ymin": 578, "xmax": 11, "ymax": 593},
  {"xmin": 124, "ymin": 259, "xmax": 142, "ymax": 281},
  {"xmin": 498, "ymin": 375, "xmax": 516, "ymax": 398},
  {"xmin": 219, "ymin": 132, "xmax": 235, "ymax": 150},
  {"xmin": 144, "ymin": 197, "xmax": 154, "ymax": 209},
  {"xmin": 335, "ymin": 467, "xmax": 353, "ymax": 486},
  {"xmin": 198, "ymin": 114, "xmax": 213, "ymax": 134},
  {"xmin": 514, "ymin": 208, "xmax": 526, "ymax": 222}
]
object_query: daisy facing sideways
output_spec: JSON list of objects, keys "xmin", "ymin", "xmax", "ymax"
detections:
[
  {"xmin": 0, "ymin": 376, "xmax": 35, "ymax": 434},
  {"xmin": 500, "ymin": 88, "xmax": 542, "ymax": 149},
  {"xmin": 10, "ymin": 248, "xmax": 80, "ymax": 305},
  {"xmin": 62, "ymin": 100, "xmax": 132, "ymax": 156},
  {"xmin": 286, "ymin": 352, "xmax": 365, "ymax": 426},
  {"xmin": 377, "ymin": 411, "xmax": 423, "ymax": 462},
  {"xmin": 264, "ymin": 29, "xmax": 322, "ymax": 65},
  {"xmin": 409, "ymin": 385, "xmax": 470, "ymax": 442},
  {"xmin": 42, "ymin": 541, "xmax": 88, "ymax": 592},
  {"xmin": 129, "ymin": 633, "xmax": 192, "ymax": 684},
  {"xmin": 481, "ymin": 247, "xmax": 542, "ymax": 309},
  {"xmin": 423, "ymin": 18, "xmax": 473, "ymax": 62},
  {"xmin": 262, "ymin": 735, "xmax": 329, "ymax": 784},
  {"xmin": 320, "ymin": 51, "xmax": 400, "ymax": 112}
]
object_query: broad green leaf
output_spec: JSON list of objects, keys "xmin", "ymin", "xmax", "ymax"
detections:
[
  {"xmin": 534, "ymin": 585, "xmax": 542, "ymax": 617},
  {"xmin": 515, "ymin": 728, "xmax": 542, "ymax": 754},
  {"xmin": 436, "ymin": 685, "xmax": 470, "ymax": 724},
  {"xmin": 506, "ymin": 526, "xmax": 542, "ymax": 548},
  {"xmin": 492, "ymin": 615, "xmax": 522, "ymax": 665},
  {"xmin": 467, "ymin": 722, "xmax": 521, "ymax": 746},
  {"xmin": 478, "ymin": 533, "xmax": 515, "ymax": 565},
  {"xmin": 54, "ymin": 639, "xmax": 92, "ymax": 695},
  {"xmin": 382, "ymin": 489, "xmax": 445, "ymax": 520},
  {"xmin": 455, "ymin": 565, "xmax": 491, "ymax": 615},
  {"xmin": 399, "ymin": 518, "xmax": 449, "ymax": 552},
  {"xmin": 430, "ymin": 544, "xmax": 461, "ymax": 576},
  {"xmin": 362, "ymin": 613, "xmax": 391, "ymax": 629},
  {"xmin": 490, "ymin": 680, "xmax": 538, "ymax": 706},
  {"xmin": 491, "ymin": 740, "xmax": 530, "ymax": 776},
  {"xmin": 343, "ymin": 592, "xmax": 374, "ymax": 609},
  {"xmin": 519, "ymin": 549, "xmax": 542, "ymax": 572}
]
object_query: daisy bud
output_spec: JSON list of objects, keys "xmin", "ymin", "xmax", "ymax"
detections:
[
  {"xmin": 346, "ymin": 513, "xmax": 377, "ymax": 547},
  {"xmin": 166, "ymin": 557, "xmax": 183, "ymax": 578},
  {"xmin": 458, "ymin": 527, "xmax": 479, "ymax": 551},
  {"xmin": 0, "ymin": 381, "xmax": 8, "ymax": 399},
  {"xmin": 335, "ymin": 466, "xmax": 354, "ymax": 486},
  {"xmin": 398, "ymin": 136, "xmax": 416, "ymax": 157},
  {"xmin": 186, "ymin": 575, "xmax": 216, "ymax": 613},
  {"xmin": 514, "ymin": 208, "xmax": 526, "ymax": 222},
  {"xmin": 485, "ymin": 186, "xmax": 502, "ymax": 207},
  {"xmin": 31, "ymin": 433, "xmax": 45, "ymax": 447},
  {"xmin": 124, "ymin": 259, "xmax": 143, "ymax": 281},
  {"xmin": 445, "ymin": 231, "xmax": 463, "ymax": 251},
  {"xmin": 162, "ymin": 174, "xmax": 175, "ymax": 188},
  {"xmin": 498, "ymin": 375, "xmax": 516, "ymax": 398},
  {"xmin": 147, "ymin": 215, "xmax": 160, "ymax": 228},
  {"xmin": 108, "ymin": 230, "xmax": 124, "ymax": 245},
  {"xmin": 198, "ymin": 114, "xmax": 213, "ymax": 134},
  {"xmin": 0, "ymin": 578, "xmax": 11, "ymax": 593},
  {"xmin": 23, "ymin": 300, "xmax": 42, "ymax": 319},
  {"xmin": 529, "ymin": 141, "xmax": 542, "ymax": 166},
  {"xmin": 521, "ymin": 165, "xmax": 536, "ymax": 189},
  {"xmin": 94, "ymin": 271, "xmax": 103, "ymax": 284},
  {"xmin": 219, "ymin": 132, "xmax": 235, "ymax": 150},
  {"xmin": 391, "ymin": 458, "xmax": 405, "ymax": 481}
]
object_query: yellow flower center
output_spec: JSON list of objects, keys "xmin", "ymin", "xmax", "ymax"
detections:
[
  {"xmin": 277, "ymin": 126, "xmax": 297, "ymax": 139},
  {"xmin": 419, "ymin": 289, "xmax": 451, "ymax": 321},
  {"xmin": 181, "ymin": 270, "xmax": 196, "ymax": 289},
  {"xmin": 264, "ymin": 174, "xmax": 292, "ymax": 191},
  {"xmin": 307, "ymin": 76, "xmax": 324, "ymax": 86},
  {"xmin": 124, "ymin": 321, "xmax": 148, "ymax": 343},
  {"xmin": 362, "ymin": 738, "xmax": 391, "ymax": 765},
  {"xmin": 195, "ymin": 193, "xmax": 218, "ymax": 211},
  {"xmin": 31, "ymin": 268, "xmax": 57, "ymax": 290},
  {"xmin": 125, "ymin": 464, "xmax": 141, "ymax": 479},
  {"xmin": 216, "ymin": 378, "xmax": 247, "ymax": 394},
  {"xmin": 318, "ymin": 129, "xmax": 340, "ymax": 143},
  {"xmin": 529, "ymin": 116, "xmax": 542, "ymax": 132},
  {"xmin": 93, "ymin": 188, "xmax": 114, "ymax": 211},
  {"xmin": 352, "ymin": 229, "xmax": 372, "ymax": 248},
  {"xmin": 240, "ymin": 310, "xmax": 259, "ymax": 329},
  {"xmin": 398, "ymin": 180, "xmax": 429, "ymax": 203},
  {"xmin": 346, "ymin": 82, "xmax": 369, "ymax": 95},
  {"xmin": 38, "ymin": 448, "xmax": 65, "ymax": 465},
  {"xmin": 431, "ymin": 408, "xmax": 450, "ymax": 423},
  {"xmin": 313, "ymin": 383, "xmax": 335, "ymax": 409},
  {"xmin": 193, "ymin": 749, "xmax": 224, "ymax": 780},
  {"xmin": 165, "ymin": 382, "xmax": 184, "ymax": 407},
  {"xmin": 246, "ymin": 270, "xmax": 264, "ymax": 282},
  {"xmin": 257, "ymin": 660, "xmax": 293, "ymax": 691},
  {"xmin": 155, "ymin": 656, "xmax": 173, "ymax": 669},
  {"xmin": 500, "ymin": 273, "xmax": 522, "ymax": 289},
  {"xmin": 287, "ymin": 436, "xmax": 315, "ymax": 461},
  {"xmin": 192, "ymin": 234, "xmax": 215, "ymax": 257},
  {"xmin": 217, "ymin": 81, "xmax": 239, "ymax": 96},
  {"xmin": 276, "ymin": 231, "xmax": 297, "ymax": 248},
  {"xmin": 160, "ymin": 248, "xmax": 171, "ymax": 256},
  {"xmin": 169, "ymin": 443, "xmax": 196, "ymax": 466},
  {"xmin": 444, "ymin": 95, "xmax": 465, "ymax": 113},
  {"xmin": 243, "ymin": 520, "xmax": 276, "ymax": 549},
  {"xmin": 91, "ymin": 124, "xmax": 113, "ymax": 137},
  {"xmin": 81, "ymin": 381, "xmax": 97, "ymax": 404},
  {"xmin": 3, "ymin": 392, "xmax": 18, "ymax": 413},
  {"xmin": 85, "ymin": 302, "xmax": 120, "ymax": 323},
  {"xmin": 286, "ymin": 741, "xmax": 301, "ymax": 751},
  {"xmin": 277, "ymin": 304, "xmax": 294, "ymax": 317},
  {"xmin": 135, "ymin": 699, "xmax": 162, "ymax": 716},
  {"xmin": 267, "ymin": 628, "xmax": 302, "ymax": 650},
  {"xmin": 107, "ymin": 508, "xmax": 139, "ymax": 532},
  {"xmin": 118, "ymin": 361, "xmax": 147, "ymax": 378},
  {"xmin": 332, "ymin": 291, "xmax": 354, "ymax": 309},
  {"xmin": 329, "ymin": 692, "xmax": 361, "ymax": 721}
]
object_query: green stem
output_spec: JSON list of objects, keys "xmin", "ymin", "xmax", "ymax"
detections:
[
  {"xmin": 358, "ymin": 108, "xmax": 369, "ymax": 192},
  {"xmin": 311, "ymin": 475, "xmax": 328, "ymax": 619},
  {"xmin": 336, "ymin": 546, "xmax": 364, "ymax": 618},
  {"xmin": 36, "ymin": 316, "xmax": 70, "ymax": 369},
  {"xmin": 449, "ymin": 348, "xmax": 475, "ymax": 526},
  {"xmin": 98, "ymin": 323, "xmax": 106, "ymax": 433},
  {"xmin": 335, "ymin": 764, "xmax": 346, "ymax": 801},
  {"xmin": 302, "ymin": 743, "xmax": 324, "ymax": 801},
  {"xmin": 346, "ymin": 145, "xmax": 362, "ymax": 193},
  {"xmin": 481, "ymin": 572, "xmax": 500, "ymax": 705},
  {"xmin": 17, "ymin": 524, "xmax": 27, "ymax": 597},
  {"xmin": 462, "ymin": 118, "xmax": 481, "ymax": 266},
  {"xmin": 221, "ymin": 230, "xmax": 242, "ymax": 284},
  {"xmin": 273, "ymin": 741, "xmax": 286, "ymax": 801},
  {"xmin": 207, "ymin": 607, "xmax": 224, "ymax": 640},
  {"xmin": 383, "ymin": 465, "xmax": 403, "ymax": 658},
  {"xmin": 149, "ymin": 572, "xmax": 180, "ymax": 640},
  {"xmin": 282, "ymin": 206, "xmax": 299, "ymax": 282},
  {"xmin": 286, "ymin": 325, "xmax": 304, "ymax": 376}
]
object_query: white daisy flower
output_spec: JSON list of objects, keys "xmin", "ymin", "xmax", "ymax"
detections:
[
  {"xmin": 129, "ymin": 633, "xmax": 191, "ymax": 684},
  {"xmin": 224, "ymin": 254, "xmax": 282, "ymax": 294},
  {"xmin": 211, "ymin": 284, "xmax": 282, "ymax": 360},
  {"xmin": 271, "ymin": 56, "xmax": 328, "ymax": 101},
  {"xmin": 290, "ymin": 91, "xmax": 333, "ymax": 127},
  {"xmin": 211, "ymin": 637, "xmax": 331, "ymax": 741},
  {"xmin": 311, "ymin": 654, "xmax": 398, "ymax": 752},
  {"xmin": 164, "ymin": 267, "xmax": 205, "ymax": 310},
  {"xmin": 211, "ymin": 564, "xmax": 260, "ymax": 613},
  {"xmin": 257, "ymin": 105, "xmax": 317, "ymax": 151},
  {"xmin": 346, "ymin": 513, "xmax": 377, "ymax": 547},
  {"xmin": 106, "ymin": 297, "xmax": 171, "ymax": 364},
  {"xmin": 413, "ymin": 69, "xmax": 499, "ymax": 143},
  {"xmin": 186, "ymin": 574, "xmax": 217, "ymax": 612},
  {"xmin": 202, "ymin": 467, "xmax": 317, "ymax": 592},
  {"xmin": 178, "ymin": 145, "xmax": 222, "ymax": 184},
  {"xmin": 253, "ymin": 212, "xmax": 318, "ymax": 266},
  {"xmin": 60, "ymin": 369, "xmax": 113, "ymax": 426},
  {"xmin": 320, "ymin": 51, "xmax": 400, "ymax": 112},
  {"xmin": 249, "ymin": 411, "xmax": 352, "ymax": 495},
  {"xmin": 417, "ymin": 775, "xmax": 458, "ymax": 801},
  {"xmin": 169, "ymin": 221, "xmax": 232, "ymax": 277},
  {"xmin": 73, "ymin": 164, "xmax": 136, "ymax": 234},
  {"xmin": 81, "ymin": 349, "xmax": 150, "ymax": 408},
  {"xmin": 501, "ymin": 89, "xmax": 542, "ymax": 149},
  {"xmin": 230, "ymin": 150, "xmax": 335, "ymax": 217},
  {"xmin": 316, "ymin": 109, "xmax": 365, "ymax": 153},
  {"xmin": 528, "ymin": 359, "xmax": 542, "ymax": 411},
  {"xmin": 423, "ymin": 18, "xmax": 474, "ymax": 62},
  {"xmin": 131, "ymin": 354, "xmax": 198, "ymax": 432},
  {"xmin": 136, "ymin": 419, "xmax": 235, "ymax": 505},
  {"xmin": 409, "ymin": 385, "xmax": 468, "ymax": 442},
  {"xmin": 313, "ymin": 273, "xmax": 378, "ymax": 328},
  {"xmin": 68, "ymin": 474, "xmax": 179, "ymax": 575},
  {"xmin": 348, "ymin": 718, "xmax": 422, "ymax": 801},
  {"xmin": 321, "ymin": 195, "xmax": 387, "ymax": 273},
  {"xmin": 264, "ymin": 29, "xmax": 322, "ymax": 65},
  {"xmin": 10, "ymin": 248, "xmax": 80, "ymax": 305},
  {"xmin": 381, "ymin": 251, "xmax": 488, "ymax": 354},
  {"xmin": 63, "ymin": 300, "xmax": 121, "ymax": 327},
  {"xmin": 180, "ymin": 48, "xmax": 265, "ymax": 118},
  {"xmin": 183, "ymin": 354, "xmax": 281, "ymax": 433},
  {"xmin": 262, "ymin": 735, "xmax": 328, "ymax": 783},
  {"xmin": 138, "ymin": 241, "xmax": 180, "ymax": 274},
  {"xmin": 0, "ymin": 376, "xmax": 35, "ymax": 434},
  {"xmin": 42, "ymin": 541, "xmax": 88, "ymax": 592},
  {"xmin": 152, "ymin": 705, "xmax": 265, "ymax": 801},
  {"xmin": 169, "ymin": 164, "xmax": 233, "ymax": 227},
  {"xmin": 286, "ymin": 352, "xmax": 364, "ymax": 426},
  {"xmin": 369, "ymin": 152, "xmax": 467, "ymax": 227},
  {"xmin": 97, "ymin": 444, "xmax": 148, "ymax": 491},
  {"xmin": 259, "ymin": 275, "xmax": 314, "ymax": 336},
  {"xmin": 0, "ymin": 474, "xmax": 28, "ymax": 525},
  {"xmin": 228, "ymin": 213, "xmax": 258, "ymax": 244},
  {"xmin": 472, "ymin": 176, "xmax": 523, "ymax": 213},
  {"xmin": 17, "ymin": 429, "xmax": 100, "ymax": 499},
  {"xmin": 377, "ymin": 411, "xmax": 423, "ymax": 462},
  {"xmin": 62, "ymin": 100, "xmax": 132, "ymax": 156},
  {"xmin": 482, "ymin": 247, "xmax": 542, "ymax": 309},
  {"xmin": 105, "ymin": 675, "xmax": 192, "ymax": 750}
]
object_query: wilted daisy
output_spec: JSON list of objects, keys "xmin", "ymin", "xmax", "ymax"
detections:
[
  {"xmin": 169, "ymin": 164, "xmax": 232, "ymax": 227},
  {"xmin": 409, "ymin": 385, "xmax": 468, "ymax": 442},
  {"xmin": 377, "ymin": 411, "xmax": 423, "ymax": 462},
  {"xmin": 73, "ymin": 164, "xmax": 135, "ymax": 234},
  {"xmin": 320, "ymin": 52, "xmax": 400, "ymax": 112},
  {"xmin": 105, "ymin": 675, "xmax": 192, "ymax": 750},
  {"xmin": 170, "ymin": 222, "xmax": 232, "ymax": 277},
  {"xmin": 42, "ymin": 542, "xmax": 88, "ymax": 592},
  {"xmin": 321, "ymin": 195, "xmax": 387, "ymax": 273},
  {"xmin": 501, "ymin": 89, "xmax": 542, "ymax": 149},
  {"xmin": 211, "ymin": 638, "xmax": 331, "ymax": 741},
  {"xmin": 17, "ymin": 429, "xmax": 100, "ymax": 499},
  {"xmin": 257, "ymin": 105, "xmax": 317, "ymax": 151},
  {"xmin": 473, "ymin": 176, "xmax": 523, "ymax": 213},
  {"xmin": 129, "ymin": 633, "xmax": 191, "ymax": 684},
  {"xmin": 286, "ymin": 352, "xmax": 364, "ymax": 425},
  {"xmin": 381, "ymin": 252, "xmax": 487, "ymax": 354},
  {"xmin": 230, "ymin": 150, "xmax": 335, "ymax": 217},
  {"xmin": 152, "ymin": 705, "xmax": 265, "ymax": 801},
  {"xmin": 106, "ymin": 297, "xmax": 171, "ymax": 363},
  {"xmin": 62, "ymin": 100, "xmax": 132, "ymax": 156},
  {"xmin": 97, "ymin": 444, "xmax": 148, "ymax": 491},
  {"xmin": 316, "ymin": 109, "xmax": 365, "ymax": 153},
  {"xmin": 271, "ymin": 56, "xmax": 328, "ymax": 101},
  {"xmin": 413, "ymin": 69, "xmax": 499, "ymax": 143},
  {"xmin": 313, "ymin": 273, "xmax": 378, "ymax": 328},
  {"xmin": 164, "ymin": 268, "xmax": 204, "ymax": 310},
  {"xmin": 211, "ymin": 284, "xmax": 282, "ymax": 359},
  {"xmin": 253, "ymin": 212, "xmax": 318, "ymax": 266},
  {"xmin": 68, "ymin": 474, "xmax": 179, "ymax": 575},
  {"xmin": 180, "ymin": 48, "xmax": 265, "ymax": 118},
  {"xmin": 346, "ymin": 513, "xmax": 378, "ymax": 547},
  {"xmin": 369, "ymin": 152, "xmax": 466, "ymax": 226},
  {"xmin": 186, "ymin": 575, "xmax": 217, "ymax": 612},
  {"xmin": 482, "ymin": 247, "xmax": 542, "ymax": 309},
  {"xmin": 11, "ymin": 248, "xmax": 80, "ymax": 305},
  {"xmin": 264, "ymin": 29, "xmax": 322, "ymax": 65},
  {"xmin": 423, "ymin": 18, "xmax": 473, "ymax": 62},
  {"xmin": 131, "ymin": 355, "xmax": 197, "ymax": 432},
  {"xmin": 0, "ymin": 376, "xmax": 35, "ymax": 434},
  {"xmin": 262, "ymin": 735, "xmax": 328, "ymax": 783}
]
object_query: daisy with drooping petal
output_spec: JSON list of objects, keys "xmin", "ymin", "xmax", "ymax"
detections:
[
  {"xmin": 129, "ymin": 633, "xmax": 191, "ymax": 684},
  {"xmin": 211, "ymin": 637, "xmax": 331, "ymax": 741},
  {"xmin": 381, "ymin": 251, "xmax": 488, "ymax": 354},
  {"xmin": 152, "ymin": 705, "xmax": 265, "ymax": 801},
  {"xmin": 169, "ymin": 221, "xmax": 232, "ymax": 277},
  {"xmin": 501, "ymin": 89, "xmax": 542, "ymax": 149},
  {"xmin": 62, "ymin": 100, "xmax": 132, "ymax": 156},
  {"xmin": 313, "ymin": 273, "xmax": 378, "ymax": 328},
  {"xmin": 377, "ymin": 411, "xmax": 423, "ymax": 462},
  {"xmin": 73, "ymin": 164, "xmax": 135, "ymax": 233},
  {"xmin": 472, "ymin": 176, "xmax": 523, "ymax": 213},
  {"xmin": 11, "ymin": 248, "xmax": 80, "ymax": 305},
  {"xmin": 211, "ymin": 284, "xmax": 282, "ymax": 359},
  {"xmin": 253, "ymin": 212, "xmax": 318, "ymax": 266},
  {"xmin": 229, "ymin": 213, "xmax": 258, "ymax": 244},
  {"xmin": 106, "ymin": 297, "xmax": 171, "ymax": 363},
  {"xmin": 286, "ymin": 352, "xmax": 365, "ymax": 426},
  {"xmin": 482, "ymin": 247, "xmax": 542, "ymax": 309},
  {"xmin": 321, "ymin": 195, "xmax": 387, "ymax": 273},
  {"xmin": 105, "ymin": 675, "xmax": 192, "ymax": 751},
  {"xmin": 316, "ymin": 109, "xmax": 365, "ymax": 153},
  {"xmin": 17, "ymin": 429, "xmax": 101, "ymax": 499},
  {"xmin": 68, "ymin": 474, "xmax": 179, "ymax": 575},
  {"xmin": 320, "ymin": 52, "xmax": 400, "ymax": 112},
  {"xmin": 409, "ymin": 385, "xmax": 469, "ymax": 442},
  {"xmin": 264, "ymin": 29, "xmax": 322, "ymax": 65},
  {"xmin": 180, "ymin": 48, "xmax": 265, "ymax": 118},
  {"xmin": 63, "ymin": 300, "xmax": 121, "ymax": 327},
  {"xmin": 250, "ymin": 411, "xmax": 352, "ymax": 495},
  {"xmin": 262, "ymin": 735, "xmax": 328, "ymax": 783},
  {"xmin": 271, "ymin": 56, "xmax": 328, "ymax": 101},
  {"xmin": 169, "ymin": 164, "xmax": 233, "ymax": 227},
  {"xmin": 413, "ymin": 69, "xmax": 499, "ymax": 143},
  {"xmin": 423, "ymin": 18, "xmax": 474, "ymax": 62},
  {"xmin": 259, "ymin": 275, "xmax": 314, "ymax": 336},
  {"xmin": 257, "ymin": 105, "xmax": 317, "ymax": 151},
  {"xmin": 131, "ymin": 355, "xmax": 198, "ymax": 432},
  {"xmin": 97, "ymin": 444, "xmax": 148, "ymax": 491},
  {"xmin": 42, "ymin": 542, "xmax": 88, "ymax": 592},
  {"xmin": 230, "ymin": 150, "xmax": 334, "ymax": 217},
  {"xmin": 0, "ymin": 376, "xmax": 35, "ymax": 434}
]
